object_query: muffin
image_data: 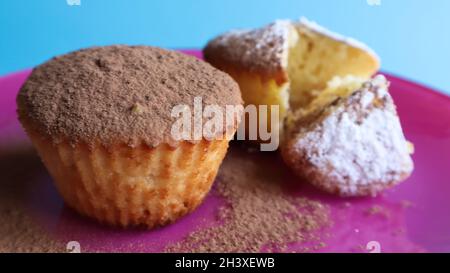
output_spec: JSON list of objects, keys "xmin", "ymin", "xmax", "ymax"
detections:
[
  {"xmin": 203, "ymin": 18, "xmax": 379, "ymax": 139},
  {"xmin": 281, "ymin": 75, "xmax": 414, "ymax": 196},
  {"xmin": 17, "ymin": 45, "xmax": 243, "ymax": 228}
]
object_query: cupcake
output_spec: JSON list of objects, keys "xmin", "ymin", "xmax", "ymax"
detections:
[
  {"xmin": 203, "ymin": 18, "xmax": 379, "ymax": 139},
  {"xmin": 281, "ymin": 75, "xmax": 414, "ymax": 196},
  {"xmin": 203, "ymin": 17, "xmax": 413, "ymax": 196},
  {"xmin": 17, "ymin": 45, "xmax": 242, "ymax": 228}
]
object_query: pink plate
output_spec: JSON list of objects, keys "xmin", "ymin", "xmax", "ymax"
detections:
[{"xmin": 1, "ymin": 50, "xmax": 450, "ymax": 253}]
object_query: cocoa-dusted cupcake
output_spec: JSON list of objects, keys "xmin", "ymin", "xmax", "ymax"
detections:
[{"xmin": 17, "ymin": 45, "xmax": 242, "ymax": 228}]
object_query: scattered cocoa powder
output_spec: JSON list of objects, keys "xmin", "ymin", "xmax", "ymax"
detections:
[
  {"xmin": 165, "ymin": 145, "xmax": 330, "ymax": 252},
  {"xmin": 365, "ymin": 205, "xmax": 390, "ymax": 218},
  {"xmin": 0, "ymin": 147, "xmax": 64, "ymax": 253},
  {"xmin": 0, "ymin": 144, "xmax": 329, "ymax": 252},
  {"xmin": 0, "ymin": 209, "xmax": 63, "ymax": 253}
]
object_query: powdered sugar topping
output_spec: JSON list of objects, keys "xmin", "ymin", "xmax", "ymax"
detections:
[
  {"xmin": 204, "ymin": 17, "xmax": 379, "ymax": 77},
  {"xmin": 287, "ymin": 75, "xmax": 413, "ymax": 196},
  {"xmin": 297, "ymin": 17, "xmax": 380, "ymax": 65}
]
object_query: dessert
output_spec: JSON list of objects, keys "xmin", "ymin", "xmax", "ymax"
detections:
[
  {"xmin": 204, "ymin": 18, "xmax": 379, "ymax": 137},
  {"xmin": 204, "ymin": 17, "xmax": 413, "ymax": 196},
  {"xmin": 17, "ymin": 45, "xmax": 242, "ymax": 228},
  {"xmin": 281, "ymin": 75, "xmax": 414, "ymax": 196}
]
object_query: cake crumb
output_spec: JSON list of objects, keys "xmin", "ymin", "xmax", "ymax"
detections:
[
  {"xmin": 365, "ymin": 205, "xmax": 390, "ymax": 218},
  {"xmin": 400, "ymin": 200, "xmax": 414, "ymax": 209},
  {"xmin": 341, "ymin": 202, "xmax": 351, "ymax": 208},
  {"xmin": 131, "ymin": 103, "xmax": 143, "ymax": 114}
]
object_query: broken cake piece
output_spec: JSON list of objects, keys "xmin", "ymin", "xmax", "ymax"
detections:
[
  {"xmin": 203, "ymin": 17, "xmax": 380, "ymax": 137},
  {"xmin": 281, "ymin": 75, "xmax": 414, "ymax": 196}
]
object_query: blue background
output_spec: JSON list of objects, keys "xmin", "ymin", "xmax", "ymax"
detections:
[{"xmin": 1, "ymin": 0, "xmax": 450, "ymax": 95}]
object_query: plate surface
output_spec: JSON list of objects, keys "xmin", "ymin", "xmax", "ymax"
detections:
[{"xmin": 1, "ymin": 50, "xmax": 450, "ymax": 253}]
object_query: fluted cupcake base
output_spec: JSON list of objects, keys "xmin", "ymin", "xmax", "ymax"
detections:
[{"xmin": 27, "ymin": 128, "xmax": 229, "ymax": 228}]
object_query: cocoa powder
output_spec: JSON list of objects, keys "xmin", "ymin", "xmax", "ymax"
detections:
[
  {"xmin": 0, "ymin": 147, "xmax": 63, "ymax": 253},
  {"xmin": 17, "ymin": 46, "xmax": 242, "ymax": 148},
  {"xmin": 166, "ymin": 144, "xmax": 330, "ymax": 252}
]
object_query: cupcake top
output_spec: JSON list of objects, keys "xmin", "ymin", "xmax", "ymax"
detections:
[
  {"xmin": 203, "ymin": 17, "xmax": 379, "ymax": 81},
  {"xmin": 204, "ymin": 20, "xmax": 293, "ymax": 78},
  {"xmin": 17, "ymin": 45, "xmax": 242, "ymax": 147}
]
